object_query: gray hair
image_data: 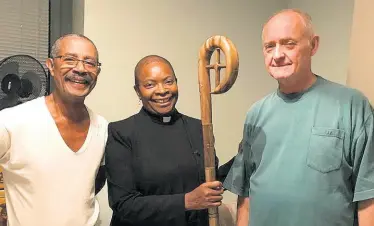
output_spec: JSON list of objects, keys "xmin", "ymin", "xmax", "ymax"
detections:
[
  {"xmin": 262, "ymin": 9, "xmax": 315, "ymax": 41},
  {"xmin": 50, "ymin": 34, "xmax": 99, "ymax": 61}
]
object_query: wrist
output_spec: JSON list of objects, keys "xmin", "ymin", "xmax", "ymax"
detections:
[{"xmin": 184, "ymin": 192, "xmax": 192, "ymax": 210}]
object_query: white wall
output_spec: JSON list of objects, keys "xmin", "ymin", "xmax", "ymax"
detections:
[
  {"xmin": 288, "ymin": 0, "xmax": 354, "ymax": 85},
  {"xmin": 347, "ymin": 0, "xmax": 374, "ymax": 104},
  {"xmin": 83, "ymin": 1, "xmax": 286, "ymax": 225}
]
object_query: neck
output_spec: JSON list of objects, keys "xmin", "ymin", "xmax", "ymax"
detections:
[
  {"xmin": 278, "ymin": 71, "xmax": 317, "ymax": 94},
  {"xmin": 45, "ymin": 92, "xmax": 88, "ymax": 122},
  {"xmin": 141, "ymin": 107, "xmax": 180, "ymax": 125}
]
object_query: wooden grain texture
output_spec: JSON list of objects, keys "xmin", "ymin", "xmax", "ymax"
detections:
[{"xmin": 198, "ymin": 35, "xmax": 239, "ymax": 226}]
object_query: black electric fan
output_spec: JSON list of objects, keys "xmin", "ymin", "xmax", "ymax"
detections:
[{"xmin": 0, "ymin": 54, "xmax": 48, "ymax": 111}]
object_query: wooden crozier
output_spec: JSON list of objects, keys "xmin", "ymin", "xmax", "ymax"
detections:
[{"xmin": 198, "ymin": 35, "xmax": 239, "ymax": 226}]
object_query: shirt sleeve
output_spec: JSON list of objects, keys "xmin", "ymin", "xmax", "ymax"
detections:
[
  {"xmin": 105, "ymin": 122, "xmax": 185, "ymax": 224},
  {"xmin": 223, "ymin": 112, "xmax": 254, "ymax": 197},
  {"xmin": 101, "ymin": 122, "xmax": 108, "ymax": 166},
  {"xmin": 217, "ymin": 156, "xmax": 235, "ymax": 183},
  {"xmin": 223, "ymin": 139, "xmax": 251, "ymax": 197},
  {"xmin": 352, "ymin": 106, "xmax": 374, "ymax": 202},
  {"xmin": 0, "ymin": 124, "xmax": 10, "ymax": 159}
]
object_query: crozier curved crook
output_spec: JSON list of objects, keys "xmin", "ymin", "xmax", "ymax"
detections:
[{"xmin": 198, "ymin": 35, "xmax": 239, "ymax": 94}]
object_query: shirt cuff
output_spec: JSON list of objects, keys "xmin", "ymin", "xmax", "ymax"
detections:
[
  {"xmin": 223, "ymin": 181, "xmax": 249, "ymax": 197},
  {"xmin": 353, "ymin": 188, "xmax": 374, "ymax": 202}
]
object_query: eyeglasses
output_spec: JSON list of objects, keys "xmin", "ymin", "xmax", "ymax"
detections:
[{"xmin": 54, "ymin": 55, "xmax": 101, "ymax": 72}]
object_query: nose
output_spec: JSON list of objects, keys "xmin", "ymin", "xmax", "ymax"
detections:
[
  {"xmin": 155, "ymin": 84, "xmax": 168, "ymax": 95},
  {"xmin": 273, "ymin": 44, "xmax": 285, "ymax": 61},
  {"xmin": 73, "ymin": 60, "xmax": 88, "ymax": 73}
]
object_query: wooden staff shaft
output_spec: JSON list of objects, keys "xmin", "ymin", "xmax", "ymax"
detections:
[
  {"xmin": 199, "ymin": 53, "xmax": 219, "ymax": 226},
  {"xmin": 198, "ymin": 35, "xmax": 239, "ymax": 226}
]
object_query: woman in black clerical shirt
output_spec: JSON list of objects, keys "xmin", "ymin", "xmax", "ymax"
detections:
[{"xmin": 105, "ymin": 55, "xmax": 234, "ymax": 226}]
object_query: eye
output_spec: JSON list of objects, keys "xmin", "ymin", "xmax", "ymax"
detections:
[
  {"xmin": 63, "ymin": 56, "xmax": 76, "ymax": 63},
  {"xmin": 285, "ymin": 40, "xmax": 297, "ymax": 48},
  {"xmin": 165, "ymin": 79, "xmax": 174, "ymax": 85},
  {"xmin": 84, "ymin": 60, "xmax": 97, "ymax": 67},
  {"xmin": 144, "ymin": 83, "xmax": 155, "ymax": 89},
  {"xmin": 264, "ymin": 44, "xmax": 275, "ymax": 52}
]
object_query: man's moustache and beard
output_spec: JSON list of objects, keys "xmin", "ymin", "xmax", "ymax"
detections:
[{"xmin": 65, "ymin": 72, "xmax": 94, "ymax": 86}]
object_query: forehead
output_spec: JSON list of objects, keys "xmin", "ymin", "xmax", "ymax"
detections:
[
  {"xmin": 138, "ymin": 61, "xmax": 174, "ymax": 81},
  {"xmin": 263, "ymin": 12, "xmax": 306, "ymax": 42},
  {"xmin": 59, "ymin": 36, "xmax": 98, "ymax": 58}
]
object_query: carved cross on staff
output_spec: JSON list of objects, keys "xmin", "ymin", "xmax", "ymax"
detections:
[
  {"xmin": 206, "ymin": 49, "xmax": 226, "ymax": 88},
  {"xmin": 198, "ymin": 36, "xmax": 239, "ymax": 226}
]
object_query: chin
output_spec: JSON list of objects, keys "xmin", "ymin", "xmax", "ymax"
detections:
[
  {"xmin": 67, "ymin": 83, "xmax": 93, "ymax": 93},
  {"xmin": 68, "ymin": 86, "xmax": 93, "ymax": 96},
  {"xmin": 272, "ymin": 75, "xmax": 291, "ymax": 80},
  {"xmin": 156, "ymin": 107, "xmax": 174, "ymax": 116},
  {"xmin": 268, "ymin": 66, "xmax": 295, "ymax": 80},
  {"xmin": 65, "ymin": 91, "xmax": 91, "ymax": 100},
  {"xmin": 269, "ymin": 71, "xmax": 295, "ymax": 80},
  {"xmin": 152, "ymin": 103, "xmax": 176, "ymax": 115},
  {"xmin": 72, "ymin": 90, "xmax": 90, "ymax": 97}
]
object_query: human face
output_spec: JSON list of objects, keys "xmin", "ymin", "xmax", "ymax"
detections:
[
  {"xmin": 262, "ymin": 12, "xmax": 318, "ymax": 82},
  {"xmin": 135, "ymin": 62, "xmax": 178, "ymax": 116},
  {"xmin": 46, "ymin": 36, "xmax": 100, "ymax": 101}
]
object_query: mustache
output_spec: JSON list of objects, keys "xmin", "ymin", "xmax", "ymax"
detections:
[{"xmin": 65, "ymin": 73, "xmax": 93, "ymax": 84}]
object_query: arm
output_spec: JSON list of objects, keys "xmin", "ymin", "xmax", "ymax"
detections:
[
  {"xmin": 217, "ymin": 141, "xmax": 243, "ymax": 182},
  {"xmin": 236, "ymin": 196, "xmax": 249, "ymax": 226},
  {"xmin": 356, "ymin": 117, "xmax": 374, "ymax": 226},
  {"xmin": 95, "ymin": 165, "xmax": 106, "ymax": 194},
  {"xmin": 222, "ymin": 124, "xmax": 252, "ymax": 224},
  {"xmin": 352, "ymin": 102, "xmax": 374, "ymax": 223},
  {"xmin": 358, "ymin": 198, "xmax": 374, "ymax": 226},
  {"xmin": 105, "ymin": 123, "xmax": 185, "ymax": 224},
  {"xmin": 96, "ymin": 122, "xmax": 109, "ymax": 195},
  {"xmin": 0, "ymin": 124, "xmax": 10, "ymax": 159}
]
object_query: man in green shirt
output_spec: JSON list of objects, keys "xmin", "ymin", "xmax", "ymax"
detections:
[{"xmin": 223, "ymin": 8, "xmax": 374, "ymax": 226}]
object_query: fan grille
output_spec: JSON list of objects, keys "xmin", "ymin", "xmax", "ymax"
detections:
[{"xmin": 0, "ymin": 55, "xmax": 48, "ymax": 102}]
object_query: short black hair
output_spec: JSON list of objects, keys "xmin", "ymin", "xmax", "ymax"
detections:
[{"xmin": 134, "ymin": 55, "xmax": 176, "ymax": 86}]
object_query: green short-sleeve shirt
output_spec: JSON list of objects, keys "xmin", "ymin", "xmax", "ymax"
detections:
[{"xmin": 223, "ymin": 76, "xmax": 374, "ymax": 226}]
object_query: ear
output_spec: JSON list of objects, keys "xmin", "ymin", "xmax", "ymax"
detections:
[
  {"xmin": 96, "ymin": 67, "xmax": 101, "ymax": 76},
  {"xmin": 310, "ymin": 35, "xmax": 320, "ymax": 56},
  {"xmin": 133, "ymin": 85, "xmax": 141, "ymax": 100},
  {"xmin": 46, "ymin": 58, "xmax": 55, "ymax": 77}
]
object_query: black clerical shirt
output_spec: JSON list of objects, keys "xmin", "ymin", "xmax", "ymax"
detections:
[{"xmin": 105, "ymin": 108, "xmax": 222, "ymax": 226}]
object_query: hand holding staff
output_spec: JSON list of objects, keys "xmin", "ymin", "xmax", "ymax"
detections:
[{"xmin": 185, "ymin": 181, "xmax": 224, "ymax": 210}]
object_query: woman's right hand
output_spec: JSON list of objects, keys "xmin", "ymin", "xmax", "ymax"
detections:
[{"xmin": 184, "ymin": 181, "xmax": 224, "ymax": 210}]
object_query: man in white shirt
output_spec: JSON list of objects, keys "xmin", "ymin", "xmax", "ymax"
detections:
[{"xmin": 0, "ymin": 34, "xmax": 107, "ymax": 226}]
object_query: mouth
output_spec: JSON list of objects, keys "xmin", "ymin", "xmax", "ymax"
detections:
[
  {"xmin": 69, "ymin": 79, "xmax": 89, "ymax": 84},
  {"xmin": 66, "ymin": 76, "xmax": 90, "ymax": 86},
  {"xmin": 152, "ymin": 97, "xmax": 173, "ymax": 106},
  {"xmin": 271, "ymin": 63, "xmax": 292, "ymax": 67}
]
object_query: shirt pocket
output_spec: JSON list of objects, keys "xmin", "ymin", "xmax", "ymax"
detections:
[{"xmin": 307, "ymin": 127, "xmax": 345, "ymax": 173}]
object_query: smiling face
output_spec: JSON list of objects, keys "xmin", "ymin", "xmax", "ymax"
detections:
[
  {"xmin": 262, "ymin": 11, "xmax": 318, "ymax": 82},
  {"xmin": 46, "ymin": 36, "xmax": 100, "ymax": 102},
  {"xmin": 135, "ymin": 61, "xmax": 178, "ymax": 116}
]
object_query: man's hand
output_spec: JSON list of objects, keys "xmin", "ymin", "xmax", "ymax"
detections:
[{"xmin": 185, "ymin": 181, "xmax": 224, "ymax": 210}]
